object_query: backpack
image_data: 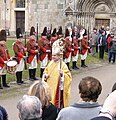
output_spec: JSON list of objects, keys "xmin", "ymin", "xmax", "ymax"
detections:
[{"xmin": 111, "ymin": 41, "xmax": 116, "ymax": 52}]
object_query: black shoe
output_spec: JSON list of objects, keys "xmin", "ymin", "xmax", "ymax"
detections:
[
  {"xmin": 81, "ymin": 65, "xmax": 86, "ymax": 68},
  {"xmin": 3, "ymin": 84, "xmax": 10, "ymax": 88},
  {"xmin": 17, "ymin": 81, "xmax": 21, "ymax": 85},
  {"xmin": 72, "ymin": 67, "xmax": 78, "ymax": 70},
  {"xmin": 33, "ymin": 77, "xmax": 38, "ymax": 80},
  {"xmin": 84, "ymin": 65, "xmax": 88, "ymax": 67},
  {"xmin": 20, "ymin": 81, "xmax": 25, "ymax": 84},
  {"xmin": 75, "ymin": 66, "xmax": 79, "ymax": 69}
]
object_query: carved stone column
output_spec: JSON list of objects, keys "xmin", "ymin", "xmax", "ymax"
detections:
[
  {"xmin": 25, "ymin": 0, "xmax": 29, "ymax": 32},
  {"xmin": 10, "ymin": 0, "xmax": 16, "ymax": 34},
  {"xmin": 78, "ymin": 13, "xmax": 81, "ymax": 25}
]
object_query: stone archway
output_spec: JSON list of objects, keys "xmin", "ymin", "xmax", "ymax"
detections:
[
  {"xmin": 74, "ymin": 0, "xmax": 116, "ymax": 30},
  {"xmin": 94, "ymin": 4, "xmax": 111, "ymax": 29}
]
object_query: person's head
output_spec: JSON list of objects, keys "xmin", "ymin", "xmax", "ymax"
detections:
[
  {"xmin": 68, "ymin": 27, "xmax": 72, "ymax": 33},
  {"xmin": 106, "ymin": 26, "xmax": 110, "ymax": 31},
  {"xmin": 102, "ymin": 90, "xmax": 116, "ymax": 117},
  {"xmin": 52, "ymin": 28, "xmax": 57, "ymax": 37},
  {"xmin": 101, "ymin": 25, "xmax": 105, "ymax": 30},
  {"xmin": 41, "ymin": 27, "xmax": 47, "ymax": 37},
  {"xmin": 101, "ymin": 30, "xmax": 105, "ymax": 36},
  {"xmin": 79, "ymin": 76, "xmax": 102, "ymax": 102},
  {"xmin": 17, "ymin": 95, "xmax": 42, "ymax": 120},
  {"xmin": 65, "ymin": 28, "xmax": 70, "ymax": 38},
  {"xmin": 28, "ymin": 81, "xmax": 52, "ymax": 107},
  {"xmin": 52, "ymin": 38, "xmax": 64, "ymax": 62},
  {"xmin": 93, "ymin": 28, "xmax": 97, "ymax": 33},
  {"xmin": 47, "ymin": 27, "xmax": 51, "ymax": 34},
  {"xmin": 112, "ymin": 83, "xmax": 116, "ymax": 92},
  {"xmin": 29, "ymin": 27, "xmax": 36, "ymax": 40},
  {"xmin": 52, "ymin": 53, "xmax": 61, "ymax": 62},
  {"xmin": 57, "ymin": 26, "xmax": 63, "ymax": 36},
  {"xmin": 0, "ymin": 29, "xmax": 7, "ymax": 41},
  {"xmin": 74, "ymin": 26, "xmax": 78, "ymax": 32},
  {"xmin": 83, "ymin": 33, "xmax": 87, "ymax": 39},
  {"xmin": 110, "ymin": 33, "xmax": 114, "ymax": 38},
  {"xmin": 16, "ymin": 28, "xmax": 23, "ymax": 42},
  {"xmin": 30, "ymin": 26, "xmax": 35, "ymax": 36}
]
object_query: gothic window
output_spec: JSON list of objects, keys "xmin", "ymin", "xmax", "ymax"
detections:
[{"xmin": 16, "ymin": 0, "xmax": 25, "ymax": 8}]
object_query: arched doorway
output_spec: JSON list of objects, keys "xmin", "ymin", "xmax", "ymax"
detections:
[
  {"xmin": 94, "ymin": 4, "xmax": 111, "ymax": 29},
  {"xmin": 73, "ymin": 0, "xmax": 116, "ymax": 30},
  {"xmin": 95, "ymin": 18, "xmax": 110, "ymax": 30}
]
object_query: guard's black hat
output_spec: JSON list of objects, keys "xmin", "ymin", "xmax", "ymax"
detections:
[
  {"xmin": 16, "ymin": 28, "xmax": 23, "ymax": 39},
  {"xmin": 65, "ymin": 28, "xmax": 69, "ymax": 38},
  {"xmin": 83, "ymin": 33, "xmax": 87, "ymax": 36},
  {"xmin": 72, "ymin": 29, "xmax": 75, "ymax": 37},
  {"xmin": 52, "ymin": 28, "xmax": 57, "ymax": 37},
  {"xmin": 30, "ymin": 26, "xmax": 35, "ymax": 36},
  {"xmin": 83, "ymin": 29, "xmax": 87, "ymax": 36},
  {"xmin": 0, "ymin": 29, "xmax": 7, "ymax": 41},
  {"xmin": 41, "ymin": 27, "xmax": 47, "ymax": 36},
  {"xmin": 57, "ymin": 26, "xmax": 63, "ymax": 35}
]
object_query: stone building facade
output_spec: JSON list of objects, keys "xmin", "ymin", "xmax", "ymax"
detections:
[{"xmin": 0, "ymin": 0, "xmax": 116, "ymax": 35}]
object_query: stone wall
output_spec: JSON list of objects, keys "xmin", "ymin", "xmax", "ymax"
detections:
[
  {"xmin": 28, "ymin": 0, "xmax": 66, "ymax": 32},
  {"xmin": 0, "ymin": 0, "xmax": 116, "ymax": 35}
]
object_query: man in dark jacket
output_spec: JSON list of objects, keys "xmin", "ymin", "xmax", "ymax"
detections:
[{"xmin": 98, "ymin": 30, "xmax": 107, "ymax": 59}]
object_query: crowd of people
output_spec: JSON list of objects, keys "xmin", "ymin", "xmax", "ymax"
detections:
[
  {"xmin": 1, "ymin": 25, "xmax": 116, "ymax": 87},
  {"xmin": 0, "ymin": 77, "xmax": 116, "ymax": 120},
  {"xmin": 0, "ymin": 25, "xmax": 116, "ymax": 120}
]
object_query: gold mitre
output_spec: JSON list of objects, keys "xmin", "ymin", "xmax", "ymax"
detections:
[{"xmin": 52, "ymin": 38, "xmax": 65, "ymax": 55}]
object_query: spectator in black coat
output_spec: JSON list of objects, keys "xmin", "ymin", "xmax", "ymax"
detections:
[
  {"xmin": 0, "ymin": 105, "xmax": 8, "ymax": 120},
  {"xmin": 98, "ymin": 30, "xmax": 107, "ymax": 59},
  {"xmin": 28, "ymin": 81, "xmax": 60, "ymax": 120}
]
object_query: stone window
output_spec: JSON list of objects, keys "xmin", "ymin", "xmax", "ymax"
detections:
[{"xmin": 16, "ymin": 0, "xmax": 25, "ymax": 8}]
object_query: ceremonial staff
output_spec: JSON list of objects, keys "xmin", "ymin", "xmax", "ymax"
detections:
[
  {"xmin": 24, "ymin": 32, "xmax": 27, "ymax": 70},
  {"xmin": 58, "ymin": 38, "xmax": 64, "ymax": 108},
  {"xmin": 50, "ymin": 24, "xmax": 52, "ymax": 33},
  {"xmin": 87, "ymin": 27, "xmax": 91, "ymax": 53},
  {"xmin": 58, "ymin": 53, "xmax": 62, "ymax": 108},
  {"xmin": 24, "ymin": 32, "xmax": 26, "ymax": 48},
  {"xmin": 36, "ymin": 23, "xmax": 39, "ymax": 42}
]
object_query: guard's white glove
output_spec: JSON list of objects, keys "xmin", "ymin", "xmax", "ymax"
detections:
[
  {"xmin": 35, "ymin": 50, "xmax": 38, "ymax": 53},
  {"xmin": 4, "ymin": 61, "xmax": 7, "ymax": 64},
  {"xmin": 23, "ymin": 56, "xmax": 27, "ymax": 59},
  {"xmin": 46, "ymin": 50, "xmax": 51, "ymax": 53},
  {"xmin": 43, "ymin": 74, "xmax": 49, "ymax": 82},
  {"xmin": 10, "ymin": 57, "xmax": 13, "ymax": 60}
]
